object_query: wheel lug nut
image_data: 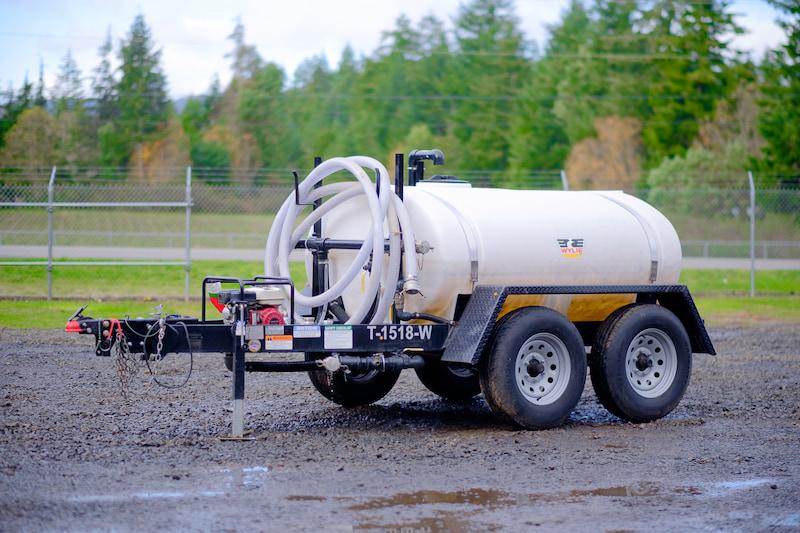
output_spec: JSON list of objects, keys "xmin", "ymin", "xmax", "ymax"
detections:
[
  {"xmin": 527, "ymin": 359, "xmax": 545, "ymax": 378},
  {"xmin": 635, "ymin": 353, "xmax": 652, "ymax": 372}
]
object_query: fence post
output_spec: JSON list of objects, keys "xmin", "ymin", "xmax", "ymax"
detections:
[
  {"xmin": 560, "ymin": 169, "xmax": 569, "ymax": 191},
  {"xmin": 748, "ymin": 170, "xmax": 756, "ymax": 297},
  {"xmin": 47, "ymin": 166, "xmax": 57, "ymax": 300},
  {"xmin": 185, "ymin": 167, "xmax": 192, "ymax": 302}
]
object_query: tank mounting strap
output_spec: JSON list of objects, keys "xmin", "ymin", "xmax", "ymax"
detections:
[
  {"xmin": 596, "ymin": 193, "xmax": 660, "ymax": 282},
  {"xmin": 416, "ymin": 188, "xmax": 480, "ymax": 284}
]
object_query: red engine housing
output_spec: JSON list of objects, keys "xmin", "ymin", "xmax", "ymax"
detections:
[{"xmin": 251, "ymin": 307, "xmax": 284, "ymax": 325}]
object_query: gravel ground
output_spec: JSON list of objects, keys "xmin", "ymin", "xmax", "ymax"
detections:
[{"xmin": 1, "ymin": 322, "xmax": 798, "ymax": 533}]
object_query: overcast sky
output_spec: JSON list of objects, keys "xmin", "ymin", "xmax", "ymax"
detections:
[{"xmin": 0, "ymin": 0, "xmax": 786, "ymax": 100}]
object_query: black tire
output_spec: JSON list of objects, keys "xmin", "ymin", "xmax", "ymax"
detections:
[
  {"xmin": 415, "ymin": 358, "xmax": 481, "ymax": 401},
  {"xmin": 305, "ymin": 352, "xmax": 400, "ymax": 407},
  {"xmin": 479, "ymin": 307, "xmax": 587, "ymax": 430},
  {"xmin": 589, "ymin": 304, "xmax": 692, "ymax": 423}
]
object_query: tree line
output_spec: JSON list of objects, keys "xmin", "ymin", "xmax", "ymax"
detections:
[{"xmin": 0, "ymin": 0, "xmax": 798, "ymax": 190}]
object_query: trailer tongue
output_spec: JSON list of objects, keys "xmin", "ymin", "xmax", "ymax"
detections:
[{"xmin": 65, "ymin": 151, "xmax": 714, "ymax": 437}]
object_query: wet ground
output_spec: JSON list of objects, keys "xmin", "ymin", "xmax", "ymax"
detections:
[{"xmin": 1, "ymin": 322, "xmax": 798, "ymax": 532}]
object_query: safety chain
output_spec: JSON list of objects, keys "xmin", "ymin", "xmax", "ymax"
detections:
[
  {"xmin": 112, "ymin": 323, "xmax": 144, "ymax": 397},
  {"xmin": 111, "ymin": 306, "xmax": 193, "ymax": 395},
  {"xmin": 155, "ymin": 316, "xmax": 166, "ymax": 360},
  {"xmin": 145, "ymin": 315, "xmax": 194, "ymax": 390},
  {"xmin": 144, "ymin": 316, "xmax": 167, "ymax": 376}
]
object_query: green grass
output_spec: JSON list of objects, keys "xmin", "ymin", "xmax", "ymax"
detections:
[
  {"xmin": 678, "ymin": 269, "xmax": 800, "ymax": 295},
  {"xmin": 0, "ymin": 209, "xmax": 278, "ymax": 247},
  {"xmin": 0, "ymin": 260, "xmax": 308, "ymax": 299},
  {"xmin": 693, "ymin": 296, "xmax": 800, "ymax": 325},
  {"xmin": 0, "ymin": 263, "xmax": 797, "ymax": 329}
]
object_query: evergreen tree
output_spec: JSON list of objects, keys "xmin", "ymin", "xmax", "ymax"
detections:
[
  {"xmin": 758, "ymin": 0, "xmax": 800, "ymax": 175},
  {"xmin": 50, "ymin": 50, "xmax": 99, "ymax": 168},
  {"xmin": 411, "ymin": 14, "xmax": 454, "ymax": 139},
  {"xmin": 549, "ymin": 0, "xmax": 596, "ymax": 145},
  {"xmin": 226, "ymin": 19, "xmax": 264, "ymax": 81},
  {"xmin": 0, "ymin": 78, "xmax": 34, "ymax": 149},
  {"xmin": 211, "ymin": 20, "xmax": 266, "ymax": 171},
  {"xmin": 289, "ymin": 54, "xmax": 337, "ymax": 163},
  {"xmin": 450, "ymin": 0, "xmax": 529, "ymax": 172},
  {"xmin": 507, "ymin": 60, "xmax": 570, "ymax": 174},
  {"xmin": 239, "ymin": 62, "xmax": 289, "ymax": 168},
  {"xmin": 52, "ymin": 49, "xmax": 84, "ymax": 112},
  {"xmin": 113, "ymin": 14, "xmax": 171, "ymax": 167},
  {"xmin": 508, "ymin": 0, "xmax": 588, "ymax": 174},
  {"xmin": 33, "ymin": 62, "xmax": 47, "ymax": 108},
  {"xmin": 90, "ymin": 27, "xmax": 118, "ymax": 124},
  {"xmin": 326, "ymin": 46, "xmax": 361, "ymax": 157},
  {"xmin": 640, "ymin": 0, "xmax": 743, "ymax": 163},
  {"xmin": 342, "ymin": 15, "xmax": 435, "ymax": 159},
  {"xmin": 0, "ymin": 86, "xmax": 14, "ymax": 148},
  {"xmin": 591, "ymin": 0, "xmax": 653, "ymax": 119},
  {"xmin": 204, "ymin": 73, "xmax": 222, "ymax": 120}
]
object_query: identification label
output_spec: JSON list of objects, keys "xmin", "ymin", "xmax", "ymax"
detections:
[
  {"xmin": 293, "ymin": 325, "xmax": 321, "ymax": 338},
  {"xmin": 324, "ymin": 325, "xmax": 353, "ymax": 350},
  {"xmin": 246, "ymin": 325, "xmax": 264, "ymax": 340},
  {"xmin": 265, "ymin": 335, "xmax": 293, "ymax": 350}
]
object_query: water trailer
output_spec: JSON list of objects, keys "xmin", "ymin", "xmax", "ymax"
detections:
[{"xmin": 66, "ymin": 150, "xmax": 715, "ymax": 437}]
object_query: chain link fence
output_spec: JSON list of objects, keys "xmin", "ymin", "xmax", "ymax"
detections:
[{"xmin": 1, "ymin": 166, "xmax": 798, "ymax": 300}]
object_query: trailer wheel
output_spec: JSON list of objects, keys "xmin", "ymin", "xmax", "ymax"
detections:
[
  {"xmin": 415, "ymin": 359, "xmax": 480, "ymax": 401},
  {"xmin": 589, "ymin": 304, "xmax": 691, "ymax": 423},
  {"xmin": 305, "ymin": 353, "xmax": 400, "ymax": 407},
  {"xmin": 479, "ymin": 307, "xmax": 587, "ymax": 430}
]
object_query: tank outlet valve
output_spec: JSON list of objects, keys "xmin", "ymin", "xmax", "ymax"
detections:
[
  {"xmin": 415, "ymin": 241, "xmax": 433, "ymax": 254},
  {"xmin": 318, "ymin": 356, "xmax": 342, "ymax": 373}
]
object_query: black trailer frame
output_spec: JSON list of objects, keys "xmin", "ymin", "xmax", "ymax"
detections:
[{"xmin": 68, "ymin": 275, "xmax": 714, "ymax": 438}]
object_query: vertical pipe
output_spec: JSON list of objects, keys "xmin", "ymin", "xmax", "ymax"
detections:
[
  {"xmin": 395, "ymin": 153, "xmax": 404, "ymax": 200},
  {"xmin": 748, "ymin": 170, "xmax": 756, "ymax": 298},
  {"xmin": 560, "ymin": 169, "xmax": 569, "ymax": 191},
  {"xmin": 47, "ymin": 166, "xmax": 57, "ymax": 300},
  {"xmin": 185, "ymin": 167, "xmax": 192, "ymax": 302},
  {"xmin": 313, "ymin": 156, "xmax": 322, "ymax": 235}
]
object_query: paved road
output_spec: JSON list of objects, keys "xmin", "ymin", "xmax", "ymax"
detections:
[{"xmin": 2, "ymin": 245, "xmax": 799, "ymax": 270}]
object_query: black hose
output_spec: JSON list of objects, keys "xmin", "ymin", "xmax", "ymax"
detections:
[
  {"xmin": 394, "ymin": 309, "xmax": 454, "ymax": 325},
  {"xmin": 328, "ymin": 298, "xmax": 350, "ymax": 323}
]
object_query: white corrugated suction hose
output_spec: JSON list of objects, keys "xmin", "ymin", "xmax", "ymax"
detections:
[{"xmin": 265, "ymin": 156, "xmax": 419, "ymax": 325}]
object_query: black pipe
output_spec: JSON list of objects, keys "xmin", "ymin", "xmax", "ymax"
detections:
[
  {"xmin": 408, "ymin": 149, "xmax": 445, "ymax": 186},
  {"xmin": 297, "ymin": 237, "xmax": 392, "ymax": 253},
  {"xmin": 394, "ymin": 309, "xmax": 454, "ymax": 325},
  {"xmin": 395, "ymin": 153, "xmax": 404, "ymax": 200},
  {"xmin": 235, "ymin": 354, "xmax": 425, "ymax": 373},
  {"xmin": 313, "ymin": 156, "xmax": 323, "ymax": 235},
  {"xmin": 328, "ymin": 298, "xmax": 350, "ymax": 324},
  {"xmin": 337, "ymin": 354, "xmax": 426, "ymax": 372},
  {"xmin": 245, "ymin": 360, "xmax": 320, "ymax": 372}
]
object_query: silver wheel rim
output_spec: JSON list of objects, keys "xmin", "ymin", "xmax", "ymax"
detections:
[
  {"xmin": 515, "ymin": 332, "xmax": 571, "ymax": 406},
  {"xmin": 625, "ymin": 328, "xmax": 677, "ymax": 398}
]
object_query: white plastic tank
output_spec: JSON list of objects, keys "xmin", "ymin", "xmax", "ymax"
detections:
[{"xmin": 316, "ymin": 180, "xmax": 682, "ymax": 323}]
